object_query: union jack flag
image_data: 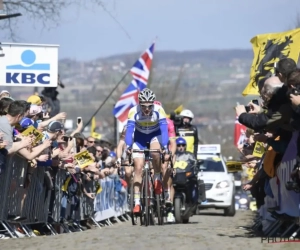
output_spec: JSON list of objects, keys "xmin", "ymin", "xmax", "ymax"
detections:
[{"xmin": 113, "ymin": 42, "xmax": 155, "ymax": 122}]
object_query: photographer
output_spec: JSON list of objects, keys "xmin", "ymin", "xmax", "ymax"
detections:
[
  {"xmin": 236, "ymin": 76, "xmax": 293, "ymax": 134},
  {"xmin": 174, "ymin": 109, "xmax": 199, "ymax": 158}
]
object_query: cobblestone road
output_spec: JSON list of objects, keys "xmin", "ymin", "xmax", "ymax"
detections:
[{"xmin": 1, "ymin": 210, "xmax": 298, "ymax": 250}]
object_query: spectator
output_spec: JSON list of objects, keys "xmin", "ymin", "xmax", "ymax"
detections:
[
  {"xmin": 0, "ymin": 97, "xmax": 14, "ymax": 115},
  {"xmin": 0, "ymin": 90, "xmax": 11, "ymax": 99}
]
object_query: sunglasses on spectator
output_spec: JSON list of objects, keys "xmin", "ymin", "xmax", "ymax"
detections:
[
  {"xmin": 88, "ymin": 140, "xmax": 95, "ymax": 143},
  {"xmin": 97, "ymin": 150, "xmax": 102, "ymax": 153},
  {"xmin": 177, "ymin": 144, "xmax": 186, "ymax": 147},
  {"xmin": 141, "ymin": 104, "xmax": 154, "ymax": 110}
]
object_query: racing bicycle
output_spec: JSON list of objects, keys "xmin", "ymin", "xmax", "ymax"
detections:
[{"xmin": 129, "ymin": 143, "xmax": 165, "ymax": 226}]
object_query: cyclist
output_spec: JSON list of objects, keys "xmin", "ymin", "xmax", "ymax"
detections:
[
  {"xmin": 125, "ymin": 88, "xmax": 169, "ymax": 214},
  {"xmin": 116, "ymin": 126, "xmax": 132, "ymax": 186}
]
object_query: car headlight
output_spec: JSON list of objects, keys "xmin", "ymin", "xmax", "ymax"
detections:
[
  {"xmin": 216, "ymin": 181, "xmax": 230, "ymax": 189},
  {"xmin": 239, "ymin": 198, "xmax": 248, "ymax": 205}
]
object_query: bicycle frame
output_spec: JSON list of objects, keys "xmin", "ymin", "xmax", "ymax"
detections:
[{"xmin": 131, "ymin": 148, "xmax": 162, "ymax": 226}]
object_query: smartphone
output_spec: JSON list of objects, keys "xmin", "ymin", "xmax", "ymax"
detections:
[
  {"xmin": 252, "ymin": 99, "xmax": 259, "ymax": 106},
  {"xmin": 77, "ymin": 117, "xmax": 82, "ymax": 124},
  {"xmin": 63, "ymin": 136, "xmax": 69, "ymax": 143}
]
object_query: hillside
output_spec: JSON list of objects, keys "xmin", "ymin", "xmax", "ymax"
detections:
[{"xmin": 8, "ymin": 49, "xmax": 255, "ymax": 158}]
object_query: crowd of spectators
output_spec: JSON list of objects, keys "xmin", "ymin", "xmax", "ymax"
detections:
[
  {"xmin": 234, "ymin": 58, "xmax": 300, "ymax": 234},
  {"xmin": 0, "ymin": 91, "xmax": 121, "ymax": 238}
]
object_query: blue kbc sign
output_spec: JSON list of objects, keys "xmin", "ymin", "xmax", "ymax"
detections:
[{"xmin": 6, "ymin": 50, "xmax": 50, "ymax": 84}]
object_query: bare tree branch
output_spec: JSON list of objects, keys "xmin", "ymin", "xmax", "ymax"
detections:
[{"xmin": 1, "ymin": 0, "xmax": 130, "ymax": 41}]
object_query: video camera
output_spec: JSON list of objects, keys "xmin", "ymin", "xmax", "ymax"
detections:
[{"xmin": 170, "ymin": 111, "xmax": 183, "ymax": 127}]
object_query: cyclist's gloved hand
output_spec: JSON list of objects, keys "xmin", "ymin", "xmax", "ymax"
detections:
[
  {"xmin": 116, "ymin": 158, "xmax": 121, "ymax": 168},
  {"xmin": 162, "ymin": 146, "xmax": 169, "ymax": 155}
]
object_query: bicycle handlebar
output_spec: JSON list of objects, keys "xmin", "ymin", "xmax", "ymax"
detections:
[{"xmin": 132, "ymin": 149, "xmax": 162, "ymax": 153}]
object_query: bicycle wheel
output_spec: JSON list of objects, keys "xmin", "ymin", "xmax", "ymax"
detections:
[{"xmin": 142, "ymin": 168, "xmax": 149, "ymax": 227}]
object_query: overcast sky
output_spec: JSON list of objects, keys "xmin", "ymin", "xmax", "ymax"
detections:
[{"xmin": 1, "ymin": 0, "xmax": 300, "ymax": 60}]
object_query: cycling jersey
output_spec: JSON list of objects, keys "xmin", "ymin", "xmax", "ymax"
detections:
[
  {"xmin": 167, "ymin": 118, "xmax": 176, "ymax": 139},
  {"xmin": 125, "ymin": 104, "xmax": 169, "ymax": 149}
]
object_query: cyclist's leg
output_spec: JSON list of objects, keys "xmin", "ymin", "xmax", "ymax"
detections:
[
  {"xmin": 124, "ymin": 165, "xmax": 132, "ymax": 187},
  {"xmin": 132, "ymin": 143, "xmax": 145, "ymax": 213},
  {"xmin": 150, "ymin": 136, "xmax": 163, "ymax": 194}
]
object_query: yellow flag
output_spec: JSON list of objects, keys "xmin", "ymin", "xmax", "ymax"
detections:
[
  {"xmin": 174, "ymin": 105, "xmax": 183, "ymax": 114},
  {"xmin": 90, "ymin": 116, "xmax": 102, "ymax": 140},
  {"xmin": 252, "ymin": 141, "xmax": 265, "ymax": 158},
  {"xmin": 242, "ymin": 28, "xmax": 300, "ymax": 96},
  {"xmin": 166, "ymin": 105, "xmax": 184, "ymax": 118}
]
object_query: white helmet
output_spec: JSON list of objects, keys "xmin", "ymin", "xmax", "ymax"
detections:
[
  {"xmin": 138, "ymin": 88, "xmax": 156, "ymax": 102},
  {"xmin": 180, "ymin": 109, "xmax": 194, "ymax": 119}
]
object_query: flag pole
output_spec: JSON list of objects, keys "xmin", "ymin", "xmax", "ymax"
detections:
[{"xmin": 83, "ymin": 70, "xmax": 130, "ymax": 129}]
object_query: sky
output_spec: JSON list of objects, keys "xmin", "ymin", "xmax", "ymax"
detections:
[{"xmin": 1, "ymin": 0, "xmax": 300, "ymax": 61}]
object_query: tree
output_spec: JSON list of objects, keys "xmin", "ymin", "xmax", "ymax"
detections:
[{"xmin": 1, "ymin": 0, "xmax": 129, "ymax": 40}]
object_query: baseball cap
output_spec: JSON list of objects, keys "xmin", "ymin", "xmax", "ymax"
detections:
[
  {"xmin": 20, "ymin": 117, "xmax": 34, "ymax": 129},
  {"xmin": 29, "ymin": 105, "xmax": 43, "ymax": 116},
  {"xmin": 27, "ymin": 95, "xmax": 42, "ymax": 105},
  {"xmin": 47, "ymin": 121, "xmax": 64, "ymax": 133},
  {"xmin": 109, "ymin": 151, "xmax": 117, "ymax": 158}
]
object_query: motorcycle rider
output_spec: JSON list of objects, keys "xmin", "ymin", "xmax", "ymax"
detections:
[
  {"xmin": 175, "ymin": 137, "xmax": 206, "ymax": 204},
  {"xmin": 176, "ymin": 109, "xmax": 199, "ymax": 159}
]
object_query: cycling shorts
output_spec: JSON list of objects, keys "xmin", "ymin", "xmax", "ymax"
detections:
[{"xmin": 132, "ymin": 130, "xmax": 161, "ymax": 159}]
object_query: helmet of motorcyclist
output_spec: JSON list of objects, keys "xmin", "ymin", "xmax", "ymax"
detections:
[
  {"xmin": 176, "ymin": 137, "xmax": 187, "ymax": 146},
  {"xmin": 180, "ymin": 109, "xmax": 194, "ymax": 126}
]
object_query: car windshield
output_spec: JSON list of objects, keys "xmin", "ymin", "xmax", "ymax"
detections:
[{"xmin": 197, "ymin": 159, "xmax": 225, "ymax": 172}]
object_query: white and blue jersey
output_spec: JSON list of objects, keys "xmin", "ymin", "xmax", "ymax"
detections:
[{"xmin": 125, "ymin": 104, "xmax": 169, "ymax": 149}]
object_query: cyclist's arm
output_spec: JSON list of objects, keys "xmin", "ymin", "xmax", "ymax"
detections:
[
  {"xmin": 168, "ymin": 119, "xmax": 177, "ymax": 155},
  {"xmin": 125, "ymin": 108, "xmax": 136, "ymax": 148},
  {"xmin": 158, "ymin": 107, "xmax": 169, "ymax": 149},
  {"xmin": 117, "ymin": 139, "xmax": 125, "ymax": 159}
]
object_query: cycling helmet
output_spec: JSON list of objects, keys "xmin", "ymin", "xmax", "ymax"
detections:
[
  {"xmin": 180, "ymin": 109, "xmax": 194, "ymax": 119},
  {"xmin": 176, "ymin": 137, "xmax": 186, "ymax": 145},
  {"xmin": 138, "ymin": 88, "xmax": 156, "ymax": 102},
  {"xmin": 154, "ymin": 100, "xmax": 162, "ymax": 106}
]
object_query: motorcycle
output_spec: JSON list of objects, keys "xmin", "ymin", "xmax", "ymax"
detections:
[{"xmin": 172, "ymin": 159, "xmax": 200, "ymax": 224}]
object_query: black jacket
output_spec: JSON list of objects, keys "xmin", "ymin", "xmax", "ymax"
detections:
[{"xmin": 176, "ymin": 125, "xmax": 199, "ymax": 158}]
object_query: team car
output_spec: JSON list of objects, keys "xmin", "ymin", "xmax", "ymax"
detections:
[{"xmin": 197, "ymin": 144, "xmax": 236, "ymax": 216}]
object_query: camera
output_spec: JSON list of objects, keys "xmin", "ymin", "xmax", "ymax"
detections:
[
  {"xmin": 244, "ymin": 106, "xmax": 251, "ymax": 112},
  {"xmin": 170, "ymin": 111, "xmax": 183, "ymax": 127},
  {"xmin": 291, "ymin": 88, "xmax": 300, "ymax": 96},
  {"xmin": 244, "ymin": 99, "xmax": 259, "ymax": 113}
]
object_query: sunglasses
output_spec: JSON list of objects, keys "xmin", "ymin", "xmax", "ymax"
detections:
[
  {"xmin": 97, "ymin": 150, "xmax": 102, "ymax": 153},
  {"xmin": 141, "ymin": 104, "xmax": 154, "ymax": 110},
  {"xmin": 88, "ymin": 140, "xmax": 95, "ymax": 143},
  {"xmin": 177, "ymin": 144, "xmax": 186, "ymax": 147}
]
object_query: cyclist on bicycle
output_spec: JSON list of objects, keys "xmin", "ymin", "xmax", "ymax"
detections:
[
  {"xmin": 153, "ymin": 101, "xmax": 176, "ymax": 189},
  {"xmin": 125, "ymin": 88, "xmax": 169, "ymax": 214},
  {"xmin": 116, "ymin": 126, "xmax": 132, "ymax": 186}
]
